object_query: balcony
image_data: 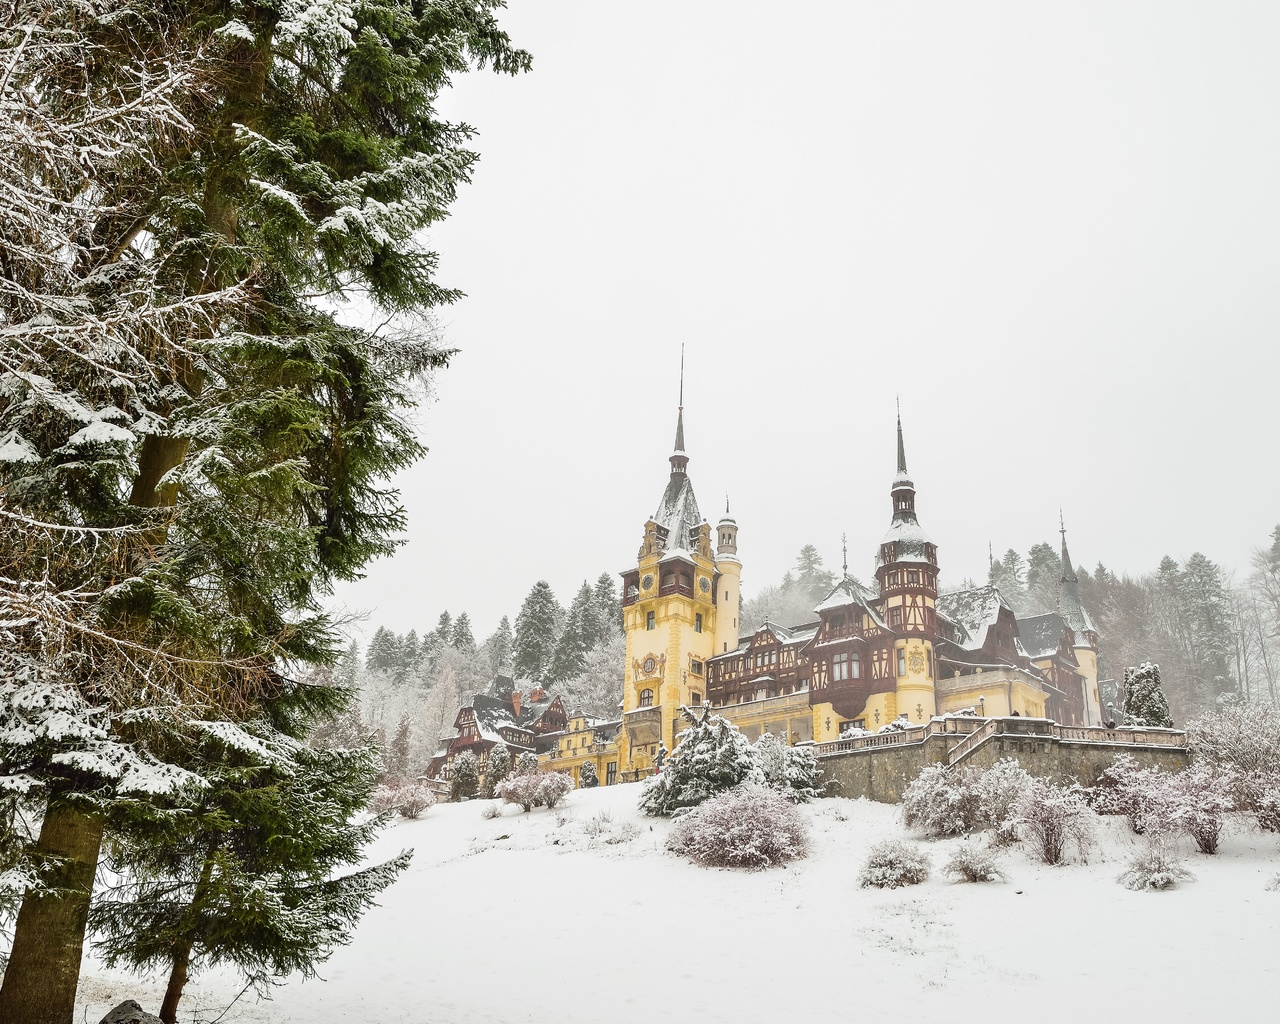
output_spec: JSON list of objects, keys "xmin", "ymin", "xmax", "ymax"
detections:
[{"xmin": 623, "ymin": 706, "xmax": 663, "ymax": 745}]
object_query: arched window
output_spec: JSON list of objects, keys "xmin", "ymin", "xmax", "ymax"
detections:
[{"xmin": 639, "ymin": 688, "xmax": 654, "ymax": 708}]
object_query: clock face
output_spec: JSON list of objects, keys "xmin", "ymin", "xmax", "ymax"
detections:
[
  {"xmin": 699, "ymin": 577, "xmax": 711, "ymax": 593},
  {"xmin": 642, "ymin": 574, "xmax": 654, "ymax": 590}
]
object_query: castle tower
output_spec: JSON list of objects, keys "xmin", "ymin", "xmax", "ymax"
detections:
[
  {"xmin": 618, "ymin": 376, "xmax": 720, "ymax": 773},
  {"xmin": 1058, "ymin": 518, "xmax": 1103, "ymax": 725},
  {"xmin": 713, "ymin": 499, "xmax": 742, "ymax": 657},
  {"xmin": 873, "ymin": 413, "xmax": 939, "ymax": 722}
]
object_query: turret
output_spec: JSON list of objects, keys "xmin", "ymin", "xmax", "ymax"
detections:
[{"xmin": 713, "ymin": 498, "xmax": 742, "ymax": 657}]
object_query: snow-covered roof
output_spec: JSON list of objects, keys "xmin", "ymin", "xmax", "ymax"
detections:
[
  {"xmin": 1017, "ymin": 613, "xmax": 1069, "ymax": 660},
  {"xmin": 653, "ymin": 473, "xmax": 701, "ymax": 553},
  {"xmin": 875, "ymin": 515, "xmax": 934, "ymax": 568},
  {"xmin": 935, "ymin": 585, "xmax": 1009, "ymax": 651},
  {"xmin": 814, "ymin": 575, "xmax": 877, "ymax": 614}
]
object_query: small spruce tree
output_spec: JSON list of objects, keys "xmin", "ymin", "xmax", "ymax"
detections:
[
  {"xmin": 579, "ymin": 760, "xmax": 599, "ymax": 788},
  {"xmin": 639, "ymin": 705, "xmax": 763, "ymax": 817},
  {"xmin": 450, "ymin": 751, "xmax": 480, "ymax": 802},
  {"xmin": 516, "ymin": 750, "xmax": 541, "ymax": 776},
  {"xmin": 484, "ymin": 744, "xmax": 512, "ymax": 799},
  {"xmin": 1123, "ymin": 663, "xmax": 1174, "ymax": 728}
]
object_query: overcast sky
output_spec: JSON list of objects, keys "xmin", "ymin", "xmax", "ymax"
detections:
[{"xmin": 330, "ymin": 1, "xmax": 1280, "ymax": 645}]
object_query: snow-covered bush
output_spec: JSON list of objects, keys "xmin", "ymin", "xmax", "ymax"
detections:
[
  {"xmin": 370, "ymin": 781, "xmax": 437, "ymax": 818},
  {"xmin": 1117, "ymin": 848, "xmax": 1195, "ymax": 891},
  {"xmin": 483, "ymin": 744, "xmax": 511, "ymax": 798},
  {"xmin": 839, "ymin": 725, "xmax": 872, "ymax": 739},
  {"xmin": 753, "ymin": 732, "xmax": 823, "ymax": 802},
  {"xmin": 537, "ymin": 772, "xmax": 573, "ymax": 809},
  {"xmin": 858, "ymin": 840, "xmax": 930, "ymax": 889},
  {"xmin": 482, "ymin": 802, "xmax": 503, "ymax": 820},
  {"xmin": 901, "ymin": 759, "xmax": 1031, "ymax": 840},
  {"xmin": 902, "ymin": 764, "xmax": 982, "ymax": 838},
  {"xmin": 515, "ymin": 750, "xmax": 541, "ymax": 776},
  {"xmin": 579, "ymin": 759, "xmax": 599, "ymax": 788},
  {"xmin": 1016, "ymin": 780, "xmax": 1096, "ymax": 865},
  {"xmin": 1188, "ymin": 702, "xmax": 1280, "ymax": 812},
  {"xmin": 1169, "ymin": 765, "xmax": 1235, "ymax": 854},
  {"xmin": 878, "ymin": 715, "xmax": 913, "ymax": 734},
  {"xmin": 1255, "ymin": 785, "xmax": 1280, "ymax": 834},
  {"xmin": 943, "ymin": 840, "xmax": 1004, "ymax": 883},
  {"xmin": 667, "ymin": 785, "xmax": 810, "ymax": 870},
  {"xmin": 450, "ymin": 751, "xmax": 480, "ymax": 801},
  {"xmin": 639, "ymin": 705, "xmax": 763, "ymax": 817},
  {"xmin": 496, "ymin": 772, "xmax": 543, "ymax": 812},
  {"xmin": 1094, "ymin": 757, "xmax": 1235, "ymax": 853},
  {"xmin": 583, "ymin": 810, "xmax": 640, "ymax": 845}
]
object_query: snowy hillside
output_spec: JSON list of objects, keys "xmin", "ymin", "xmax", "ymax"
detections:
[{"xmin": 77, "ymin": 784, "xmax": 1278, "ymax": 1024}]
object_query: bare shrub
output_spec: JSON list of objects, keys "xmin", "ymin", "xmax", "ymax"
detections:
[
  {"xmin": 1187, "ymin": 702, "xmax": 1280, "ymax": 778},
  {"xmin": 1016, "ymin": 780, "xmax": 1095, "ymax": 865},
  {"xmin": 496, "ymin": 772, "xmax": 543, "ymax": 812},
  {"xmin": 943, "ymin": 840, "xmax": 1004, "ymax": 883},
  {"xmin": 583, "ymin": 810, "xmax": 640, "ymax": 845},
  {"xmin": 667, "ymin": 785, "xmax": 810, "ymax": 870},
  {"xmin": 1256, "ymin": 786, "xmax": 1280, "ymax": 834},
  {"xmin": 1170, "ymin": 766, "xmax": 1235, "ymax": 854},
  {"xmin": 537, "ymin": 772, "xmax": 573, "ymax": 810},
  {"xmin": 858, "ymin": 840, "xmax": 930, "ymax": 889},
  {"xmin": 1094, "ymin": 757, "xmax": 1235, "ymax": 853},
  {"xmin": 1117, "ymin": 847, "xmax": 1196, "ymax": 891},
  {"xmin": 482, "ymin": 802, "xmax": 502, "ymax": 820},
  {"xmin": 370, "ymin": 781, "xmax": 436, "ymax": 819}
]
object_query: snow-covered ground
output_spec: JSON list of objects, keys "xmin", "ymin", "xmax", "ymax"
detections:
[{"xmin": 77, "ymin": 783, "xmax": 1279, "ymax": 1023}]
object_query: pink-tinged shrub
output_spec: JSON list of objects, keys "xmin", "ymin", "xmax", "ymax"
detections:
[
  {"xmin": 943, "ymin": 840, "xmax": 1004, "ymax": 883},
  {"xmin": 901, "ymin": 759, "xmax": 1031, "ymax": 840},
  {"xmin": 537, "ymin": 772, "xmax": 573, "ymax": 810},
  {"xmin": 858, "ymin": 840, "xmax": 930, "ymax": 888},
  {"xmin": 1094, "ymin": 756, "xmax": 1235, "ymax": 854},
  {"xmin": 667, "ymin": 785, "xmax": 810, "ymax": 870},
  {"xmin": 1117, "ymin": 848, "xmax": 1196, "ymax": 892},
  {"xmin": 370, "ymin": 781, "xmax": 436, "ymax": 819},
  {"xmin": 1016, "ymin": 779, "xmax": 1096, "ymax": 865},
  {"xmin": 496, "ymin": 772, "xmax": 543, "ymax": 812}
]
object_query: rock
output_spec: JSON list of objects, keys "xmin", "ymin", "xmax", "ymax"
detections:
[{"xmin": 98, "ymin": 1000, "xmax": 164, "ymax": 1024}]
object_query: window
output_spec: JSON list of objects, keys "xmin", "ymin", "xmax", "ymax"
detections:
[
  {"xmin": 695, "ymin": 613, "xmax": 703, "ymax": 633},
  {"xmin": 888, "ymin": 607, "xmax": 903, "ymax": 627},
  {"xmin": 691, "ymin": 692, "xmax": 702, "ymax": 704},
  {"xmin": 646, "ymin": 611, "xmax": 655, "ymax": 630},
  {"xmin": 832, "ymin": 652, "xmax": 849, "ymax": 681},
  {"xmin": 639, "ymin": 688, "xmax": 654, "ymax": 707},
  {"xmin": 691, "ymin": 660, "xmax": 704, "ymax": 675},
  {"xmin": 887, "ymin": 571, "xmax": 900, "ymax": 587},
  {"xmin": 897, "ymin": 648, "xmax": 906, "ymax": 677},
  {"xmin": 926, "ymin": 649, "xmax": 933, "ymax": 679},
  {"xmin": 606, "ymin": 762, "xmax": 617, "ymax": 786},
  {"xmin": 851, "ymin": 653, "xmax": 861, "ymax": 679},
  {"xmin": 907, "ymin": 570, "xmax": 920, "ymax": 585}
]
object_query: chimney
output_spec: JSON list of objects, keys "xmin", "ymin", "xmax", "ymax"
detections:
[
  {"xmin": 530, "ymin": 685, "xmax": 546, "ymax": 702},
  {"xmin": 511, "ymin": 690, "xmax": 522, "ymax": 717}
]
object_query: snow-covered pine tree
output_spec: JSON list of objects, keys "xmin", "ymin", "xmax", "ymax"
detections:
[
  {"xmin": 366, "ymin": 628, "xmax": 401, "ymax": 672},
  {"xmin": 516, "ymin": 750, "xmax": 541, "ymax": 776},
  {"xmin": 1123, "ymin": 663, "xmax": 1175, "ymax": 728},
  {"xmin": 0, "ymin": 1, "xmax": 529, "ymax": 1019},
  {"xmin": 639, "ymin": 706, "xmax": 764, "ymax": 817},
  {"xmin": 515, "ymin": 581, "xmax": 564, "ymax": 684},
  {"xmin": 483, "ymin": 616, "xmax": 516, "ymax": 671},
  {"xmin": 579, "ymin": 760, "xmax": 599, "ymax": 788},
  {"xmin": 752, "ymin": 732, "xmax": 822, "ymax": 802},
  {"xmin": 1025, "ymin": 541, "xmax": 1061, "ymax": 614},
  {"xmin": 550, "ymin": 582, "xmax": 595, "ymax": 683},
  {"xmin": 593, "ymin": 572, "xmax": 623, "ymax": 641},
  {"xmin": 561, "ymin": 634, "xmax": 626, "ymax": 718},
  {"xmin": 483, "ymin": 744, "xmax": 512, "ymax": 798},
  {"xmin": 387, "ymin": 715, "xmax": 413, "ymax": 781},
  {"xmin": 794, "ymin": 545, "xmax": 837, "ymax": 600},
  {"xmin": 91, "ymin": 686, "xmax": 409, "ymax": 1022},
  {"xmin": 450, "ymin": 751, "xmax": 480, "ymax": 802},
  {"xmin": 451, "ymin": 613, "xmax": 477, "ymax": 653}
]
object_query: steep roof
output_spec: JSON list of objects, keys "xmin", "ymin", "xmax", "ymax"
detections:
[
  {"xmin": 814, "ymin": 575, "xmax": 878, "ymax": 613},
  {"xmin": 1018, "ymin": 612, "xmax": 1070, "ymax": 660},
  {"xmin": 653, "ymin": 474, "xmax": 701, "ymax": 552},
  {"xmin": 936, "ymin": 585, "xmax": 1009, "ymax": 651},
  {"xmin": 1057, "ymin": 525, "xmax": 1098, "ymax": 636}
]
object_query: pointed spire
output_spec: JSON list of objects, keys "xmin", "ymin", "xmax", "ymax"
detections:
[
  {"xmin": 896, "ymin": 397, "xmax": 908, "ymax": 475},
  {"xmin": 842, "ymin": 532, "xmax": 848, "ymax": 576},
  {"xmin": 669, "ymin": 346, "xmax": 689, "ymax": 476},
  {"xmin": 1059, "ymin": 513, "xmax": 1078, "ymax": 584}
]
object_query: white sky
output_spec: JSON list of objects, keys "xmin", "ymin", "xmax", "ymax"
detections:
[{"xmin": 330, "ymin": 1, "xmax": 1280, "ymax": 644}]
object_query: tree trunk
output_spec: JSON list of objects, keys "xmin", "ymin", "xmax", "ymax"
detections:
[
  {"xmin": 0, "ymin": 801, "xmax": 105, "ymax": 1024},
  {"xmin": 157, "ymin": 851, "xmax": 215, "ymax": 1024}
]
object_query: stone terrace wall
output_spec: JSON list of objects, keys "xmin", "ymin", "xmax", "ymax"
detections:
[{"xmin": 817, "ymin": 719, "xmax": 1189, "ymax": 804}]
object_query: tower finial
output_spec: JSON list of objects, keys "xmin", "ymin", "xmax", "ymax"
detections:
[
  {"xmin": 896, "ymin": 404, "xmax": 908, "ymax": 476},
  {"xmin": 669, "ymin": 348, "xmax": 688, "ymax": 473},
  {"xmin": 842, "ymin": 532, "xmax": 848, "ymax": 576},
  {"xmin": 679, "ymin": 343, "xmax": 684, "ymax": 409},
  {"xmin": 725, "ymin": 494, "xmax": 730, "ymax": 515}
]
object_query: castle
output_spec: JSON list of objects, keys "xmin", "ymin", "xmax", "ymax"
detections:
[{"xmin": 430, "ymin": 390, "xmax": 1105, "ymax": 790}]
